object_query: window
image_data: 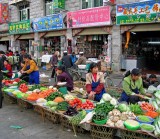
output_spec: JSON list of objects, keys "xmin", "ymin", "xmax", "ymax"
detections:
[
  {"xmin": 45, "ymin": 0, "xmax": 60, "ymax": 16},
  {"xmin": 19, "ymin": 4, "xmax": 30, "ymax": 21},
  {"xmin": 82, "ymin": 0, "xmax": 103, "ymax": 9}
]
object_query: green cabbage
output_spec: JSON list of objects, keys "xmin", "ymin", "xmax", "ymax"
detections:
[
  {"xmin": 117, "ymin": 103, "xmax": 130, "ymax": 112},
  {"xmin": 46, "ymin": 101, "xmax": 58, "ymax": 107}
]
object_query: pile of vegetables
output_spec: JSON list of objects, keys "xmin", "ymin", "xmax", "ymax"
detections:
[
  {"xmin": 64, "ymin": 106, "xmax": 78, "ymax": 116},
  {"xmin": 19, "ymin": 84, "xmax": 29, "ymax": 93},
  {"xmin": 101, "ymin": 94, "xmax": 118, "ymax": 106},
  {"xmin": 117, "ymin": 103, "xmax": 130, "ymax": 112},
  {"xmin": 56, "ymin": 101, "xmax": 69, "ymax": 111},
  {"xmin": 81, "ymin": 99, "xmax": 94, "ymax": 110},
  {"xmin": 141, "ymin": 124, "xmax": 155, "ymax": 132},
  {"xmin": 69, "ymin": 98, "xmax": 82, "ymax": 109},
  {"xmin": 70, "ymin": 110, "xmax": 86, "ymax": 125},
  {"xmin": 46, "ymin": 92, "xmax": 64, "ymax": 101},
  {"xmin": 107, "ymin": 109, "xmax": 136, "ymax": 128},
  {"xmin": 129, "ymin": 104, "xmax": 143, "ymax": 115},
  {"xmin": 154, "ymin": 116, "xmax": 160, "ymax": 137},
  {"xmin": 140, "ymin": 102, "xmax": 156, "ymax": 112}
]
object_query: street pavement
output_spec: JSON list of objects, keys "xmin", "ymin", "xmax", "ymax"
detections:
[{"xmin": 0, "ymin": 102, "xmax": 91, "ymax": 139}]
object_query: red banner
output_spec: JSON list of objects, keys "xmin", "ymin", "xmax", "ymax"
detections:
[
  {"xmin": 67, "ymin": 6, "xmax": 111, "ymax": 28},
  {"xmin": 0, "ymin": 3, "xmax": 9, "ymax": 24}
]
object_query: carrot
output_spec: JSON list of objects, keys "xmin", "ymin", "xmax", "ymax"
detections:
[
  {"xmin": 141, "ymin": 102, "xmax": 156, "ymax": 112},
  {"xmin": 145, "ymin": 111, "xmax": 159, "ymax": 118}
]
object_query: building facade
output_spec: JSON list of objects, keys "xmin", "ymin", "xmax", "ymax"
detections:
[{"xmin": 0, "ymin": 0, "xmax": 154, "ymax": 72}]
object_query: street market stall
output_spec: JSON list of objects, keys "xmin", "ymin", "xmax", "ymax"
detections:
[{"xmin": 2, "ymin": 78, "xmax": 160, "ymax": 139}]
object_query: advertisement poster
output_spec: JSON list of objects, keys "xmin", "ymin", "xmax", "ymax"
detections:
[
  {"xmin": 116, "ymin": 0, "xmax": 160, "ymax": 25},
  {"xmin": 67, "ymin": 6, "xmax": 111, "ymax": 28},
  {"xmin": 0, "ymin": 3, "xmax": 9, "ymax": 23},
  {"xmin": 9, "ymin": 20, "xmax": 31, "ymax": 34},
  {"xmin": 32, "ymin": 14, "xmax": 63, "ymax": 32}
]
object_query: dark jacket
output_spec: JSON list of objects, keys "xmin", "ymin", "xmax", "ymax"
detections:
[
  {"xmin": 62, "ymin": 55, "xmax": 73, "ymax": 69},
  {"xmin": 0, "ymin": 57, "xmax": 4, "ymax": 82},
  {"xmin": 57, "ymin": 72, "xmax": 73, "ymax": 91},
  {"xmin": 51, "ymin": 55, "xmax": 58, "ymax": 66}
]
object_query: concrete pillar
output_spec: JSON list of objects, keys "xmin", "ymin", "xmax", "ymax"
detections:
[
  {"xmin": 34, "ymin": 32, "xmax": 40, "ymax": 59},
  {"xmin": 111, "ymin": 25, "xmax": 122, "ymax": 72}
]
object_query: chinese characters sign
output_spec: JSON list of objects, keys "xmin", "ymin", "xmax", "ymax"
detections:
[
  {"xmin": 67, "ymin": 6, "xmax": 111, "ymax": 28},
  {"xmin": 0, "ymin": 3, "xmax": 9, "ymax": 24},
  {"xmin": 116, "ymin": 0, "xmax": 160, "ymax": 25},
  {"xmin": 9, "ymin": 20, "xmax": 31, "ymax": 34},
  {"xmin": 53, "ymin": 0, "xmax": 65, "ymax": 9},
  {"xmin": 32, "ymin": 14, "xmax": 63, "ymax": 32}
]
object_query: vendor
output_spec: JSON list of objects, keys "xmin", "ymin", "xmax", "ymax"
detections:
[
  {"xmin": 20, "ymin": 61, "xmax": 29, "ymax": 82},
  {"xmin": 56, "ymin": 65, "xmax": 73, "ymax": 91},
  {"xmin": 75, "ymin": 52, "xmax": 87, "ymax": 65},
  {"xmin": 3, "ymin": 60, "xmax": 12, "ymax": 78},
  {"xmin": 86, "ymin": 63, "xmax": 106, "ymax": 102},
  {"xmin": 21, "ymin": 54, "xmax": 39, "ymax": 84},
  {"xmin": 120, "ymin": 69, "xmax": 151, "ymax": 104}
]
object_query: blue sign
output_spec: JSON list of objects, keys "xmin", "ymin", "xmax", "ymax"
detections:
[{"xmin": 32, "ymin": 14, "xmax": 63, "ymax": 32}]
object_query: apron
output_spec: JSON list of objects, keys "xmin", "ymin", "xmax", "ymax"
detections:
[
  {"xmin": 92, "ymin": 80, "xmax": 106, "ymax": 102},
  {"xmin": 27, "ymin": 65, "xmax": 40, "ymax": 85},
  {"xmin": 120, "ymin": 81, "xmax": 139, "ymax": 103}
]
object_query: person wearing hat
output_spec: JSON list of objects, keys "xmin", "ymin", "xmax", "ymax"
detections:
[
  {"xmin": 75, "ymin": 52, "xmax": 87, "ymax": 65},
  {"xmin": 86, "ymin": 63, "xmax": 106, "ymax": 102},
  {"xmin": 56, "ymin": 65, "xmax": 73, "ymax": 91},
  {"xmin": 21, "ymin": 54, "xmax": 39, "ymax": 84},
  {"xmin": 62, "ymin": 51, "xmax": 73, "ymax": 69},
  {"xmin": 120, "ymin": 68, "xmax": 152, "ymax": 104}
]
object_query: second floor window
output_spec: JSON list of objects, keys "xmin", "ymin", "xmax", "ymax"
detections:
[
  {"xmin": 45, "ymin": 0, "xmax": 60, "ymax": 16},
  {"xmin": 19, "ymin": 4, "xmax": 30, "ymax": 21},
  {"xmin": 82, "ymin": 0, "xmax": 103, "ymax": 9}
]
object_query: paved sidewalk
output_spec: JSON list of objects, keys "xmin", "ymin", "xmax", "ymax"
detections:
[{"xmin": 0, "ymin": 102, "xmax": 90, "ymax": 139}]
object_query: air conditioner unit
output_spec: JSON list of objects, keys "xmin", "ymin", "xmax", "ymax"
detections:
[{"xmin": 103, "ymin": 0, "xmax": 115, "ymax": 6}]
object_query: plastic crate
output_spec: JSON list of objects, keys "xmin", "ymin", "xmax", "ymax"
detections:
[
  {"xmin": 60, "ymin": 115, "xmax": 85, "ymax": 134},
  {"xmin": 91, "ymin": 124, "xmax": 115, "ymax": 139},
  {"xmin": 3, "ymin": 93, "xmax": 17, "ymax": 104},
  {"xmin": 17, "ymin": 99, "xmax": 33, "ymax": 109},
  {"xmin": 43, "ymin": 108, "xmax": 60, "ymax": 124},
  {"xmin": 120, "ymin": 129, "xmax": 157, "ymax": 139}
]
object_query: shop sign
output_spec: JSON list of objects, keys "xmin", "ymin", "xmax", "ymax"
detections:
[
  {"xmin": 32, "ymin": 14, "xmax": 63, "ymax": 32},
  {"xmin": 9, "ymin": 20, "xmax": 31, "ymax": 34},
  {"xmin": 8, "ymin": 0, "xmax": 24, "ymax": 5},
  {"xmin": 0, "ymin": 3, "xmax": 9, "ymax": 24},
  {"xmin": 53, "ymin": 0, "xmax": 65, "ymax": 9},
  {"xmin": 67, "ymin": 6, "xmax": 111, "ymax": 28},
  {"xmin": 116, "ymin": 0, "xmax": 160, "ymax": 25}
]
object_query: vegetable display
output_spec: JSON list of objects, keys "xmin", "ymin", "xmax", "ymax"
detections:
[
  {"xmin": 81, "ymin": 99, "xmax": 94, "ymax": 110},
  {"xmin": 69, "ymin": 98, "xmax": 82, "ymax": 109},
  {"xmin": 56, "ymin": 101, "xmax": 69, "ymax": 111},
  {"xmin": 141, "ymin": 124, "xmax": 155, "ymax": 132},
  {"xmin": 70, "ymin": 110, "xmax": 86, "ymax": 125},
  {"xmin": 140, "ymin": 102, "xmax": 156, "ymax": 112},
  {"xmin": 129, "ymin": 104, "xmax": 144, "ymax": 115},
  {"xmin": 64, "ymin": 106, "xmax": 78, "ymax": 116},
  {"xmin": 46, "ymin": 92, "xmax": 64, "ymax": 101},
  {"xmin": 19, "ymin": 84, "xmax": 28, "ymax": 93},
  {"xmin": 145, "ymin": 111, "xmax": 159, "ymax": 119},
  {"xmin": 117, "ymin": 103, "xmax": 130, "ymax": 112}
]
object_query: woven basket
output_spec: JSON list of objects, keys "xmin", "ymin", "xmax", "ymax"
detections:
[
  {"xmin": 60, "ymin": 115, "xmax": 85, "ymax": 134},
  {"xmin": 91, "ymin": 124, "xmax": 115, "ymax": 139},
  {"xmin": 120, "ymin": 129, "xmax": 157, "ymax": 139},
  {"xmin": 3, "ymin": 93, "xmax": 17, "ymax": 104},
  {"xmin": 17, "ymin": 99, "xmax": 33, "ymax": 109},
  {"xmin": 34, "ymin": 105, "xmax": 45, "ymax": 122},
  {"xmin": 43, "ymin": 108, "xmax": 60, "ymax": 124}
]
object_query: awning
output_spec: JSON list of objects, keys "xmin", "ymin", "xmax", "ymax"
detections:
[
  {"xmin": 44, "ymin": 30, "xmax": 66, "ymax": 37},
  {"xmin": 78, "ymin": 27, "xmax": 111, "ymax": 35},
  {"xmin": 129, "ymin": 24, "xmax": 160, "ymax": 32},
  {"xmin": 0, "ymin": 36, "xmax": 10, "ymax": 41},
  {"xmin": 18, "ymin": 34, "xmax": 34, "ymax": 40}
]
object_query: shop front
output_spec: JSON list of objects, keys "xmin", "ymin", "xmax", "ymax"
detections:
[
  {"xmin": 9, "ymin": 20, "xmax": 33, "ymax": 52},
  {"xmin": 67, "ymin": 6, "xmax": 112, "ymax": 59},
  {"xmin": 32, "ymin": 13, "xmax": 66, "ymax": 56},
  {"xmin": 117, "ymin": 0, "xmax": 160, "ymax": 73}
]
